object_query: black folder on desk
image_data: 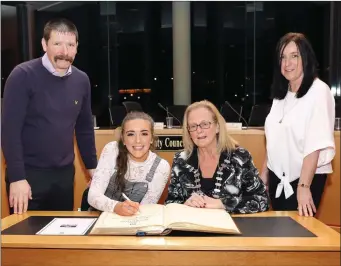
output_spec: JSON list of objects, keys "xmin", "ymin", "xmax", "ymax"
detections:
[{"xmin": 2, "ymin": 216, "xmax": 316, "ymax": 237}]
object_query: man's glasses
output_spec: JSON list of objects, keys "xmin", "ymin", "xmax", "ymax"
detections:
[{"xmin": 187, "ymin": 121, "xmax": 214, "ymax": 132}]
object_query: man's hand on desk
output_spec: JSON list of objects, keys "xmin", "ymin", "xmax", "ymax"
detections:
[{"xmin": 9, "ymin": 180, "xmax": 32, "ymax": 214}]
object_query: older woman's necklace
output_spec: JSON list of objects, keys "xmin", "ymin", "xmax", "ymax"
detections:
[{"xmin": 196, "ymin": 150, "xmax": 230, "ymax": 198}]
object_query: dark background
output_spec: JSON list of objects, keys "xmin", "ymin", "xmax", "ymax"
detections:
[{"xmin": 2, "ymin": 1, "xmax": 340, "ymax": 126}]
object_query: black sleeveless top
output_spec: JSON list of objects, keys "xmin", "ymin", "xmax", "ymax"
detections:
[{"xmin": 200, "ymin": 177, "xmax": 216, "ymax": 195}]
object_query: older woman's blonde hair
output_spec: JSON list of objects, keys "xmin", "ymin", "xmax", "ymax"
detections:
[{"xmin": 182, "ymin": 100, "xmax": 237, "ymax": 156}]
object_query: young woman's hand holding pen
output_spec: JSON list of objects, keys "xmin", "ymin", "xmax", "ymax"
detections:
[
  {"xmin": 114, "ymin": 193, "xmax": 140, "ymax": 216},
  {"xmin": 114, "ymin": 200, "xmax": 140, "ymax": 216}
]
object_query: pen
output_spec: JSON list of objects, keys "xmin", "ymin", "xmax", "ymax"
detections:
[{"xmin": 122, "ymin": 193, "xmax": 141, "ymax": 214}]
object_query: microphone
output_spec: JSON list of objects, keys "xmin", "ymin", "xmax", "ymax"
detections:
[
  {"xmin": 108, "ymin": 107, "xmax": 114, "ymax": 127},
  {"xmin": 157, "ymin": 103, "xmax": 182, "ymax": 126},
  {"xmin": 224, "ymin": 100, "xmax": 249, "ymax": 129}
]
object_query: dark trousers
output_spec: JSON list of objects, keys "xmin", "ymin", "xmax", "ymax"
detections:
[
  {"xmin": 6, "ymin": 165, "xmax": 75, "ymax": 214},
  {"xmin": 268, "ymin": 169, "xmax": 327, "ymax": 211}
]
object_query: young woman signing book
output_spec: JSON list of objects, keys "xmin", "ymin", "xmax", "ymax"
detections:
[{"xmin": 87, "ymin": 112, "xmax": 170, "ymax": 216}]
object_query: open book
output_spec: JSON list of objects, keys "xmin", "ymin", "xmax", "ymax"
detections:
[{"xmin": 89, "ymin": 203, "xmax": 241, "ymax": 236}]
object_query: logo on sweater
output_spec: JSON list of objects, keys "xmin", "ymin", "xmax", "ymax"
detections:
[{"xmin": 74, "ymin": 100, "xmax": 78, "ymax": 105}]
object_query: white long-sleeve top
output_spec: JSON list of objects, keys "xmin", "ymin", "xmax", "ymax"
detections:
[
  {"xmin": 265, "ymin": 78, "xmax": 335, "ymax": 199},
  {"xmin": 88, "ymin": 141, "xmax": 171, "ymax": 212}
]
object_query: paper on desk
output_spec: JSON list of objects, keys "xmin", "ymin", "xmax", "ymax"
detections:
[{"xmin": 36, "ymin": 218, "xmax": 97, "ymax": 235}]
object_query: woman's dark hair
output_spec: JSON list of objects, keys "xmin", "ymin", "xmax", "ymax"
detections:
[
  {"xmin": 115, "ymin": 111, "xmax": 156, "ymax": 192},
  {"xmin": 43, "ymin": 18, "xmax": 79, "ymax": 42},
  {"xmin": 271, "ymin": 32, "xmax": 318, "ymax": 99}
]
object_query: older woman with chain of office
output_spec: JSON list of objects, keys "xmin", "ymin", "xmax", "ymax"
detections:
[{"xmin": 165, "ymin": 100, "xmax": 269, "ymax": 214}]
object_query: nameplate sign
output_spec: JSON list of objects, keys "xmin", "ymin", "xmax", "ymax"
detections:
[{"xmin": 155, "ymin": 135, "xmax": 184, "ymax": 151}]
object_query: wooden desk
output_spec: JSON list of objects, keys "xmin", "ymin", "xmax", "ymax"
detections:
[
  {"xmin": 1, "ymin": 129, "xmax": 340, "ymax": 232},
  {"xmin": 1, "ymin": 211, "xmax": 340, "ymax": 266}
]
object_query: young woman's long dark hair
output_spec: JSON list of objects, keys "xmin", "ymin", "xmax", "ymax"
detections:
[
  {"xmin": 271, "ymin": 32, "xmax": 318, "ymax": 100},
  {"xmin": 114, "ymin": 111, "xmax": 156, "ymax": 192}
]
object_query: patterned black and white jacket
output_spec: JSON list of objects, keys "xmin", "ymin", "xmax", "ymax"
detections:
[{"xmin": 165, "ymin": 146, "xmax": 270, "ymax": 214}]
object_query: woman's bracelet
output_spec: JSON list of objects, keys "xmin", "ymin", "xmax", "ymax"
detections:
[{"xmin": 297, "ymin": 183, "xmax": 310, "ymax": 188}]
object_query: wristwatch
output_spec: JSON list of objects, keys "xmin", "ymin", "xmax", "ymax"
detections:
[{"xmin": 298, "ymin": 183, "xmax": 310, "ymax": 188}]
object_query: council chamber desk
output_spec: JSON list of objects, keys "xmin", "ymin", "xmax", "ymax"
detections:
[
  {"xmin": 1, "ymin": 129, "xmax": 340, "ymax": 232},
  {"xmin": 1, "ymin": 211, "xmax": 340, "ymax": 266}
]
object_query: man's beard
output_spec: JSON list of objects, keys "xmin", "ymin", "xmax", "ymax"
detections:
[{"xmin": 54, "ymin": 55, "xmax": 74, "ymax": 64}]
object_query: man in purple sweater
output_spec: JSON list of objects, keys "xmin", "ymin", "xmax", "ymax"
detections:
[{"xmin": 1, "ymin": 18, "xmax": 97, "ymax": 214}]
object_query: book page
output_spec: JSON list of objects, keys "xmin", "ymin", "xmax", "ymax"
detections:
[
  {"xmin": 91, "ymin": 204, "xmax": 165, "ymax": 232},
  {"xmin": 164, "ymin": 203, "xmax": 240, "ymax": 234}
]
